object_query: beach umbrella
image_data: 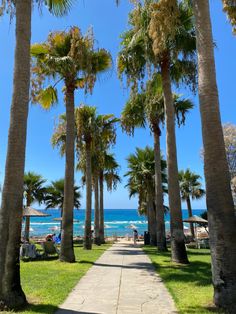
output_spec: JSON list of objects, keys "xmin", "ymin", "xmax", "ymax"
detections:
[
  {"xmin": 183, "ymin": 215, "xmax": 208, "ymax": 240},
  {"xmin": 183, "ymin": 215, "xmax": 208, "ymax": 224},
  {"xmin": 22, "ymin": 206, "xmax": 51, "ymax": 241}
]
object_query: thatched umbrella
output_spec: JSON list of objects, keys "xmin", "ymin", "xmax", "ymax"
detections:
[
  {"xmin": 183, "ymin": 215, "xmax": 208, "ymax": 240},
  {"xmin": 23, "ymin": 206, "xmax": 50, "ymax": 241},
  {"xmin": 183, "ymin": 215, "xmax": 208, "ymax": 224}
]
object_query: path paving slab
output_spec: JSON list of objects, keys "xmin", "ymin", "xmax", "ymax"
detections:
[{"xmin": 55, "ymin": 240, "xmax": 178, "ymax": 314}]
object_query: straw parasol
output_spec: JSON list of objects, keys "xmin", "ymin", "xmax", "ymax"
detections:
[
  {"xmin": 183, "ymin": 215, "xmax": 208, "ymax": 240},
  {"xmin": 22, "ymin": 206, "xmax": 50, "ymax": 241},
  {"xmin": 183, "ymin": 215, "xmax": 208, "ymax": 224}
]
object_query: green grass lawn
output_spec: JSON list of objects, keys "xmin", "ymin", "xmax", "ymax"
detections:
[
  {"xmin": 143, "ymin": 246, "xmax": 224, "ymax": 314},
  {"xmin": 5, "ymin": 244, "xmax": 110, "ymax": 314}
]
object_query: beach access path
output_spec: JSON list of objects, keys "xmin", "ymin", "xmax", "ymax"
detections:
[{"xmin": 55, "ymin": 240, "xmax": 178, "ymax": 314}]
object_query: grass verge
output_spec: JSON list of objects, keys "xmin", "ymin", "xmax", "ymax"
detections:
[
  {"xmin": 6, "ymin": 243, "xmax": 110, "ymax": 314},
  {"xmin": 143, "ymin": 246, "xmax": 223, "ymax": 314}
]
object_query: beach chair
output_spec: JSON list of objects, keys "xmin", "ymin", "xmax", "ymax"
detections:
[{"xmin": 41, "ymin": 241, "xmax": 60, "ymax": 257}]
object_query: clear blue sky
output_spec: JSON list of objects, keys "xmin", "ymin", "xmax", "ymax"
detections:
[{"xmin": 0, "ymin": 1, "xmax": 236, "ymax": 210}]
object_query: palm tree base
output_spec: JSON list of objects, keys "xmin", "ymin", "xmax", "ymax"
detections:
[
  {"xmin": 59, "ymin": 251, "xmax": 75, "ymax": 263},
  {"xmin": 214, "ymin": 282, "xmax": 236, "ymax": 313},
  {"xmin": 171, "ymin": 240, "xmax": 189, "ymax": 264},
  {"xmin": 0, "ymin": 289, "xmax": 27, "ymax": 311},
  {"xmin": 157, "ymin": 246, "xmax": 168, "ymax": 252},
  {"xmin": 83, "ymin": 238, "xmax": 92, "ymax": 250},
  {"xmin": 94, "ymin": 237, "xmax": 101, "ymax": 246}
]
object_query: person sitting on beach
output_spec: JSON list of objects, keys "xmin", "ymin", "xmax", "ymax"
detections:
[
  {"xmin": 133, "ymin": 229, "xmax": 138, "ymax": 245},
  {"xmin": 45, "ymin": 234, "xmax": 53, "ymax": 241}
]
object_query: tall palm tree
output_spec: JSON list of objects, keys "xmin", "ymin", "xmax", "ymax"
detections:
[
  {"xmin": 121, "ymin": 75, "xmax": 192, "ymax": 250},
  {"xmin": 0, "ymin": 0, "xmax": 74, "ymax": 309},
  {"xmin": 125, "ymin": 146, "xmax": 167, "ymax": 245},
  {"xmin": 178, "ymin": 169, "xmax": 205, "ymax": 238},
  {"xmin": 76, "ymin": 107, "xmax": 118, "ymax": 249},
  {"xmin": 95, "ymin": 116, "xmax": 118, "ymax": 244},
  {"xmin": 101, "ymin": 153, "xmax": 121, "ymax": 243},
  {"xmin": 52, "ymin": 109, "xmax": 118, "ymax": 246},
  {"xmin": 23, "ymin": 171, "xmax": 46, "ymax": 241},
  {"xmin": 192, "ymin": 1, "xmax": 236, "ymax": 311},
  {"xmin": 118, "ymin": 0, "xmax": 196, "ymax": 263},
  {"xmin": 76, "ymin": 106, "xmax": 97, "ymax": 250},
  {"xmin": 31, "ymin": 27, "xmax": 111, "ymax": 261}
]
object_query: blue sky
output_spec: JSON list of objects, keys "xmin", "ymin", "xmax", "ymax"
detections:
[{"xmin": 0, "ymin": 0, "xmax": 236, "ymax": 210}]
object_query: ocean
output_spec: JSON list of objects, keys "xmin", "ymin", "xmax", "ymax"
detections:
[{"xmin": 24, "ymin": 208, "xmax": 206, "ymax": 238}]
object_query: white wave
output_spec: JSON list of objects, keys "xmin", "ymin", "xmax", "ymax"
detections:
[
  {"xmin": 104, "ymin": 220, "xmax": 147, "ymax": 225},
  {"xmin": 30, "ymin": 221, "xmax": 60, "ymax": 226}
]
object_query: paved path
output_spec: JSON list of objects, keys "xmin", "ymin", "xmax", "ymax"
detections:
[{"xmin": 55, "ymin": 240, "xmax": 178, "ymax": 314}]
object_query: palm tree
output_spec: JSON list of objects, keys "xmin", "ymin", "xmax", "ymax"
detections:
[
  {"xmin": 76, "ymin": 107, "xmax": 118, "ymax": 248},
  {"xmin": 178, "ymin": 169, "xmax": 205, "ymax": 238},
  {"xmin": 31, "ymin": 27, "xmax": 111, "ymax": 261},
  {"xmin": 23, "ymin": 171, "xmax": 46, "ymax": 241},
  {"xmin": 76, "ymin": 106, "xmax": 97, "ymax": 250},
  {"xmin": 95, "ymin": 116, "xmax": 118, "ymax": 244},
  {"xmin": 52, "ymin": 109, "xmax": 118, "ymax": 246},
  {"xmin": 125, "ymin": 146, "xmax": 167, "ymax": 245},
  {"xmin": 192, "ymin": 1, "xmax": 236, "ymax": 311},
  {"xmin": 118, "ymin": 0, "xmax": 196, "ymax": 263},
  {"xmin": 101, "ymin": 153, "xmax": 121, "ymax": 243},
  {"xmin": 121, "ymin": 75, "xmax": 192, "ymax": 251},
  {"xmin": 44, "ymin": 178, "xmax": 81, "ymax": 231},
  {"xmin": 0, "ymin": 1, "xmax": 74, "ymax": 309}
]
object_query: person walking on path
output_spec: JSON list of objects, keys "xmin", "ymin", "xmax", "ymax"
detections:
[{"xmin": 133, "ymin": 228, "xmax": 138, "ymax": 245}]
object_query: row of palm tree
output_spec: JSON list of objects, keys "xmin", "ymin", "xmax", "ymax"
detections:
[
  {"xmin": 118, "ymin": 0, "xmax": 236, "ymax": 311},
  {"xmin": 31, "ymin": 26, "xmax": 112, "ymax": 261},
  {"xmin": 52, "ymin": 106, "xmax": 120, "ymax": 249},
  {"xmin": 125, "ymin": 146, "xmax": 167, "ymax": 245},
  {"xmin": 125, "ymin": 148, "xmax": 205, "ymax": 242},
  {"xmin": 118, "ymin": 0, "xmax": 196, "ymax": 263},
  {"xmin": 121, "ymin": 72, "xmax": 193, "ymax": 250}
]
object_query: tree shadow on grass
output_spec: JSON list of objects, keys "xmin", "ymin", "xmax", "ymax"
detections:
[
  {"xmin": 151, "ymin": 259, "xmax": 212, "ymax": 287},
  {"xmin": 20, "ymin": 303, "xmax": 101, "ymax": 314}
]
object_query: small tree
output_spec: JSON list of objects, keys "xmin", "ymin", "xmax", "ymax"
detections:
[
  {"xmin": 23, "ymin": 171, "xmax": 46, "ymax": 241},
  {"xmin": 179, "ymin": 169, "xmax": 205, "ymax": 238}
]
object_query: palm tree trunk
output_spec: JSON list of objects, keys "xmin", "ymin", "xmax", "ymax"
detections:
[
  {"xmin": 99, "ymin": 171, "xmax": 105, "ymax": 244},
  {"xmin": 193, "ymin": 1, "xmax": 236, "ymax": 310},
  {"xmin": 60, "ymin": 83, "xmax": 75, "ymax": 262},
  {"xmin": 84, "ymin": 140, "xmax": 92, "ymax": 249},
  {"xmin": 186, "ymin": 196, "xmax": 194, "ymax": 239},
  {"xmin": 161, "ymin": 54, "xmax": 188, "ymax": 264},
  {"xmin": 0, "ymin": 0, "xmax": 31, "ymax": 309},
  {"xmin": 24, "ymin": 217, "xmax": 30, "ymax": 242},
  {"xmin": 153, "ymin": 125, "xmax": 167, "ymax": 251},
  {"xmin": 94, "ymin": 175, "xmax": 100, "ymax": 245},
  {"xmin": 24, "ymin": 195, "xmax": 31, "ymax": 241},
  {"xmin": 147, "ymin": 188, "xmax": 157, "ymax": 246}
]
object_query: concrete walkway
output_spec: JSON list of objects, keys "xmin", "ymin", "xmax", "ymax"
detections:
[{"xmin": 55, "ymin": 240, "xmax": 178, "ymax": 314}]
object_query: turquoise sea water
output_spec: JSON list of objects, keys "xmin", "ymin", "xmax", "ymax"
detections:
[{"xmin": 24, "ymin": 208, "xmax": 206, "ymax": 238}]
